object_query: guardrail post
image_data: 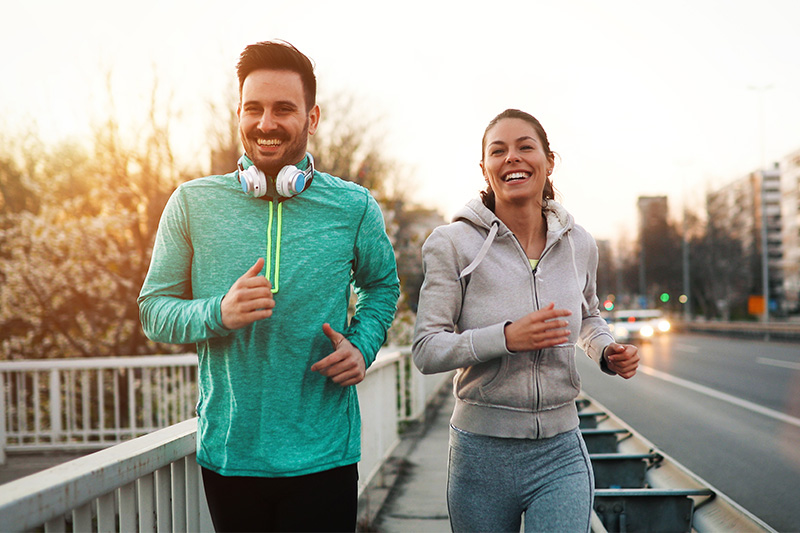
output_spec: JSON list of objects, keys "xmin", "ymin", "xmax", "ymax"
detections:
[
  {"xmin": 0, "ymin": 373, "xmax": 6, "ymax": 465},
  {"xmin": 49, "ymin": 370, "xmax": 61, "ymax": 441}
]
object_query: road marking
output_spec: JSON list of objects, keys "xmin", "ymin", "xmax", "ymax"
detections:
[
  {"xmin": 674, "ymin": 344, "xmax": 699, "ymax": 353},
  {"xmin": 638, "ymin": 365, "xmax": 800, "ymax": 429},
  {"xmin": 757, "ymin": 357, "xmax": 800, "ymax": 371}
]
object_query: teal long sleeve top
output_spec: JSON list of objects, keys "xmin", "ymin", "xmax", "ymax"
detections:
[{"xmin": 138, "ymin": 165, "xmax": 400, "ymax": 477}]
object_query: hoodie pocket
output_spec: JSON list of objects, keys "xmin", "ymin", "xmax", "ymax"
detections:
[
  {"xmin": 538, "ymin": 345, "xmax": 581, "ymax": 410},
  {"xmin": 454, "ymin": 356, "xmax": 506, "ymax": 405},
  {"xmin": 480, "ymin": 355, "xmax": 511, "ymax": 396},
  {"xmin": 477, "ymin": 354, "xmax": 535, "ymax": 409},
  {"xmin": 455, "ymin": 354, "xmax": 537, "ymax": 411}
]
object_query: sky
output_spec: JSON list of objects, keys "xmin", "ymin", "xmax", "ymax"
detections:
[{"xmin": 2, "ymin": 0, "xmax": 799, "ymax": 244}]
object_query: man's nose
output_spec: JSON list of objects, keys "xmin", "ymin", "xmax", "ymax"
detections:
[{"xmin": 257, "ymin": 112, "xmax": 277, "ymax": 132}]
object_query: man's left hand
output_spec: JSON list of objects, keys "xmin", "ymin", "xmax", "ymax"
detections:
[{"xmin": 311, "ymin": 323, "xmax": 367, "ymax": 387}]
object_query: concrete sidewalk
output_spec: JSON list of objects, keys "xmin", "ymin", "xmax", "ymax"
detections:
[{"xmin": 371, "ymin": 388, "xmax": 454, "ymax": 532}]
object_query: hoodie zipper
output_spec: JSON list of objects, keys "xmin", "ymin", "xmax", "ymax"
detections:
[
  {"xmin": 532, "ymin": 258, "xmax": 542, "ymax": 438},
  {"xmin": 511, "ymin": 232, "xmax": 546, "ymax": 435},
  {"xmin": 529, "ymin": 234, "xmax": 566, "ymax": 439}
]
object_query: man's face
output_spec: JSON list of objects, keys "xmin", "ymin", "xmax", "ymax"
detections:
[{"xmin": 238, "ymin": 69, "xmax": 320, "ymax": 177}]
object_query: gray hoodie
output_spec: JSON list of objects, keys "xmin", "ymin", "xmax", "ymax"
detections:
[{"xmin": 412, "ymin": 198, "xmax": 615, "ymax": 439}]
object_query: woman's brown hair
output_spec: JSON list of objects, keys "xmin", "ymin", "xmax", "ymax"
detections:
[{"xmin": 480, "ymin": 109, "xmax": 556, "ymax": 211}]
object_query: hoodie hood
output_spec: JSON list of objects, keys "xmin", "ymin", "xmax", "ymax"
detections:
[{"xmin": 453, "ymin": 198, "xmax": 575, "ymax": 279}]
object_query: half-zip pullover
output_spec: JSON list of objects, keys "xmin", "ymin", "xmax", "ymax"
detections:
[{"xmin": 138, "ymin": 163, "xmax": 399, "ymax": 477}]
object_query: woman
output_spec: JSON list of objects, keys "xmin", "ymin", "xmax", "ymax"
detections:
[{"xmin": 412, "ymin": 109, "xmax": 639, "ymax": 532}]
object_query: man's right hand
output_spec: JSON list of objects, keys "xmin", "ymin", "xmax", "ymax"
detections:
[{"xmin": 220, "ymin": 258, "xmax": 275, "ymax": 330}]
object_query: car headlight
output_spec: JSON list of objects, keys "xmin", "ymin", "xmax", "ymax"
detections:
[
  {"xmin": 616, "ymin": 326, "xmax": 629, "ymax": 338},
  {"xmin": 641, "ymin": 325, "xmax": 655, "ymax": 338},
  {"xmin": 658, "ymin": 320, "xmax": 671, "ymax": 333}
]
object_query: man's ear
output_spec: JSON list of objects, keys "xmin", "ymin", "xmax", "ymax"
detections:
[{"xmin": 308, "ymin": 104, "xmax": 321, "ymax": 136}]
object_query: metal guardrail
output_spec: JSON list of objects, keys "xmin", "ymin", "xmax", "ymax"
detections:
[
  {"xmin": 675, "ymin": 319, "xmax": 800, "ymax": 341},
  {"xmin": 577, "ymin": 396, "xmax": 776, "ymax": 532}
]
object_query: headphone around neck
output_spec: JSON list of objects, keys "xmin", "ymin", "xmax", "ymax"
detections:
[{"xmin": 238, "ymin": 153, "xmax": 315, "ymax": 198}]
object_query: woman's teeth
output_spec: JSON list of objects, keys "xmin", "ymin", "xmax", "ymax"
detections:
[{"xmin": 504, "ymin": 172, "xmax": 528, "ymax": 182}]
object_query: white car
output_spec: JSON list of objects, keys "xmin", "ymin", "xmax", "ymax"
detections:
[{"xmin": 609, "ymin": 309, "xmax": 671, "ymax": 342}]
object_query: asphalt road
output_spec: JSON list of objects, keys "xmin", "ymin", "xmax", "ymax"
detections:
[{"xmin": 576, "ymin": 332, "xmax": 800, "ymax": 532}]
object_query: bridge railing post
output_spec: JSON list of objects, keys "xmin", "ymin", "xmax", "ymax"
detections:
[{"xmin": 0, "ymin": 373, "xmax": 6, "ymax": 465}]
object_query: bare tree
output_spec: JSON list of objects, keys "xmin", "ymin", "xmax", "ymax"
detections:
[{"xmin": 0, "ymin": 80, "xmax": 188, "ymax": 359}]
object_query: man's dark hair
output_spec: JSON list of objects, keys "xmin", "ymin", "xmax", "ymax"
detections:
[{"xmin": 236, "ymin": 40, "xmax": 316, "ymax": 111}]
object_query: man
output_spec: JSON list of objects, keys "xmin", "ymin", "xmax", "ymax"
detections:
[{"xmin": 138, "ymin": 40, "xmax": 400, "ymax": 532}]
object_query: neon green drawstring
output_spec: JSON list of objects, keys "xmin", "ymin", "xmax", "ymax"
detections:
[{"xmin": 265, "ymin": 201, "xmax": 282, "ymax": 293}]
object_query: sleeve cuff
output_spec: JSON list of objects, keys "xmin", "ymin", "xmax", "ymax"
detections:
[
  {"xmin": 470, "ymin": 321, "xmax": 514, "ymax": 362},
  {"xmin": 600, "ymin": 344, "xmax": 616, "ymax": 375},
  {"xmin": 208, "ymin": 295, "xmax": 233, "ymax": 337}
]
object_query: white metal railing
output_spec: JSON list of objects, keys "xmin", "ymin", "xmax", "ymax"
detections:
[
  {"xmin": 0, "ymin": 419, "xmax": 213, "ymax": 532},
  {"xmin": 0, "ymin": 347, "xmax": 450, "ymax": 532},
  {"xmin": 0, "ymin": 354, "xmax": 198, "ymax": 459}
]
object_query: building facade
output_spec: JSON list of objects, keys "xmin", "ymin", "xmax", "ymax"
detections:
[
  {"xmin": 780, "ymin": 149, "xmax": 800, "ymax": 313},
  {"xmin": 705, "ymin": 163, "xmax": 788, "ymax": 316}
]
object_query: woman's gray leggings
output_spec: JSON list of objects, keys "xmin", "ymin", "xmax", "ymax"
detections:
[{"xmin": 447, "ymin": 425, "xmax": 594, "ymax": 532}]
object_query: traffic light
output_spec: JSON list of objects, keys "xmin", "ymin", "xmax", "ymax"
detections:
[
  {"xmin": 603, "ymin": 299, "xmax": 614, "ymax": 311},
  {"xmin": 660, "ymin": 292, "xmax": 670, "ymax": 303}
]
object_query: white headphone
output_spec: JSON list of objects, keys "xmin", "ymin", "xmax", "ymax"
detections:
[{"xmin": 238, "ymin": 153, "xmax": 315, "ymax": 198}]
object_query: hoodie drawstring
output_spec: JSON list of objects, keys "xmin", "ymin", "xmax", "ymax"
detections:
[
  {"xmin": 266, "ymin": 200, "xmax": 282, "ymax": 293},
  {"xmin": 458, "ymin": 221, "xmax": 499, "ymax": 280}
]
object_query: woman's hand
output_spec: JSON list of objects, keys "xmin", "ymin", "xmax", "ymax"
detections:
[
  {"xmin": 604, "ymin": 343, "xmax": 639, "ymax": 379},
  {"xmin": 504, "ymin": 302, "xmax": 572, "ymax": 352}
]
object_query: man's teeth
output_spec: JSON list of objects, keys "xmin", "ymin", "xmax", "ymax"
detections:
[{"xmin": 257, "ymin": 139, "xmax": 281, "ymax": 146}]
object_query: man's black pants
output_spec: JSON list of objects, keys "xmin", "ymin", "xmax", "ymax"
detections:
[{"xmin": 201, "ymin": 464, "xmax": 358, "ymax": 532}]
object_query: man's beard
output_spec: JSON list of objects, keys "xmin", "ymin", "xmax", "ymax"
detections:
[{"xmin": 244, "ymin": 119, "xmax": 310, "ymax": 177}]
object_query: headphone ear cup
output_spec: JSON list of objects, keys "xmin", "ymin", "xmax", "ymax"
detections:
[
  {"xmin": 276, "ymin": 166, "xmax": 304, "ymax": 197},
  {"xmin": 241, "ymin": 166, "xmax": 267, "ymax": 197}
]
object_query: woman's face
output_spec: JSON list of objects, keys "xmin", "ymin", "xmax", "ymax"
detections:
[{"xmin": 481, "ymin": 117, "xmax": 554, "ymax": 207}]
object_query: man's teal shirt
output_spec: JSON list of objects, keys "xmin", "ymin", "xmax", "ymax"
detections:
[{"xmin": 138, "ymin": 167, "xmax": 400, "ymax": 477}]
